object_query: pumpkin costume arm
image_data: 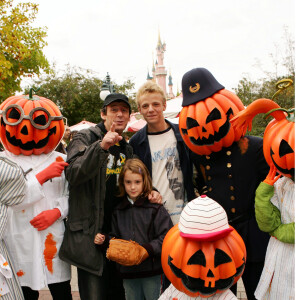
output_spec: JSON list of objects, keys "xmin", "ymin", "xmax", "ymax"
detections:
[
  {"xmin": 255, "ymin": 182, "xmax": 295, "ymax": 244},
  {"xmin": 270, "ymin": 222, "xmax": 295, "ymax": 244},
  {"xmin": 255, "ymin": 182, "xmax": 281, "ymax": 233}
]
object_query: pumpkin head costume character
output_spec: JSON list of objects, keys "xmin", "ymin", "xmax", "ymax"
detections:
[
  {"xmin": 231, "ymin": 97, "xmax": 295, "ymax": 300},
  {"xmin": 0, "ymin": 89, "xmax": 72, "ymax": 296},
  {"xmin": 178, "ymin": 68, "xmax": 270, "ymax": 299},
  {"xmin": 159, "ymin": 195, "xmax": 245, "ymax": 299}
]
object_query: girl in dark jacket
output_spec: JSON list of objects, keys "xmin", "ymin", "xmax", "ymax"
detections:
[{"xmin": 94, "ymin": 158, "xmax": 173, "ymax": 300}]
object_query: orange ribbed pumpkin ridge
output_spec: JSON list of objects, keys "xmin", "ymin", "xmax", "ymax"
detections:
[
  {"xmin": 161, "ymin": 224, "xmax": 246, "ymax": 298},
  {"xmin": 179, "ymin": 89, "xmax": 245, "ymax": 155}
]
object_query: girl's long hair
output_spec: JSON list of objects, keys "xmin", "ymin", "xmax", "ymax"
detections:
[{"xmin": 118, "ymin": 158, "xmax": 152, "ymax": 198}]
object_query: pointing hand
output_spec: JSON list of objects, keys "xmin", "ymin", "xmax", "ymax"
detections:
[{"xmin": 100, "ymin": 123, "xmax": 123, "ymax": 150}]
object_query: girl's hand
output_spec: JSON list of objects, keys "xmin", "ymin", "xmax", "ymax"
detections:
[
  {"xmin": 263, "ymin": 165, "xmax": 281, "ymax": 186},
  {"xmin": 94, "ymin": 233, "xmax": 105, "ymax": 245}
]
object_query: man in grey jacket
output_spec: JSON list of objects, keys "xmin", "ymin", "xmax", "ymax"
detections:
[{"xmin": 59, "ymin": 93, "xmax": 161, "ymax": 300}]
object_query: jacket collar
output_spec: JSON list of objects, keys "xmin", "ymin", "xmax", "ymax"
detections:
[
  {"xmin": 118, "ymin": 195, "xmax": 148, "ymax": 209},
  {"xmin": 136, "ymin": 119, "xmax": 182, "ymax": 145}
]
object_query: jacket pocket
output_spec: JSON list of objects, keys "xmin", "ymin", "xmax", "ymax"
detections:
[{"xmin": 59, "ymin": 218, "xmax": 103, "ymax": 275}]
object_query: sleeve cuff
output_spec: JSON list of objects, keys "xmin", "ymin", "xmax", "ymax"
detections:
[{"xmin": 142, "ymin": 243, "xmax": 154, "ymax": 257}]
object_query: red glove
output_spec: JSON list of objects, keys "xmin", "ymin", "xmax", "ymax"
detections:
[
  {"xmin": 263, "ymin": 165, "xmax": 281, "ymax": 186},
  {"xmin": 36, "ymin": 157, "xmax": 68, "ymax": 185},
  {"xmin": 30, "ymin": 208, "xmax": 61, "ymax": 231}
]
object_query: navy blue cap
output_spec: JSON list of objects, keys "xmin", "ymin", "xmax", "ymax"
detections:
[
  {"xmin": 181, "ymin": 68, "xmax": 224, "ymax": 106},
  {"xmin": 103, "ymin": 93, "xmax": 131, "ymax": 114}
]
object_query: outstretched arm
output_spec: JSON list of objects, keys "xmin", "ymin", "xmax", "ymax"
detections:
[{"xmin": 255, "ymin": 166, "xmax": 294, "ymax": 244}]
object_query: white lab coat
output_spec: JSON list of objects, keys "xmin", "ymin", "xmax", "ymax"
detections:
[{"xmin": 0, "ymin": 150, "xmax": 71, "ymax": 291}]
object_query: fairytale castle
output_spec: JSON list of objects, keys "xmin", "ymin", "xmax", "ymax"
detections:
[{"xmin": 146, "ymin": 33, "xmax": 175, "ymax": 100}]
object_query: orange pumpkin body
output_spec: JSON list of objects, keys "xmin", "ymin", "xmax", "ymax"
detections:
[
  {"xmin": 0, "ymin": 94, "xmax": 64, "ymax": 155},
  {"xmin": 179, "ymin": 89, "xmax": 244, "ymax": 155},
  {"xmin": 162, "ymin": 224, "xmax": 246, "ymax": 298},
  {"xmin": 263, "ymin": 116, "xmax": 295, "ymax": 178}
]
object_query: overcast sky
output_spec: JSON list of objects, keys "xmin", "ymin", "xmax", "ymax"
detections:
[{"xmin": 20, "ymin": 0, "xmax": 295, "ymax": 94}]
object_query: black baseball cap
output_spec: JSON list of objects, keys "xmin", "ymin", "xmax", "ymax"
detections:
[
  {"xmin": 181, "ymin": 68, "xmax": 224, "ymax": 106},
  {"xmin": 103, "ymin": 93, "xmax": 131, "ymax": 114}
]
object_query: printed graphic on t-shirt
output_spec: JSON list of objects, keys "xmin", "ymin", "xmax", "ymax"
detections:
[
  {"xmin": 148, "ymin": 129, "xmax": 185, "ymax": 224},
  {"xmin": 165, "ymin": 157, "xmax": 183, "ymax": 200},
  {"xmin": 106, "ymin": 152, "xmax": 126, "ymax": 183}
]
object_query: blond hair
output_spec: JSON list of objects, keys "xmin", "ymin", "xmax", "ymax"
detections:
[
  {"xmin": 136, "ymin": 81, "xmax": 166, "ymax": 107},
  {"xmin": 118, "ymin": 158, "xmax": 152, "ymax": 198}
]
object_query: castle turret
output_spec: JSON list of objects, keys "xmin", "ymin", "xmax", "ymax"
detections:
[
  {"xmin": 155, "ymin": 31, "xmax": 167, "ymax": 94},
  {"xmin": 168, "ymin": 71, "xmax": 175, "ymax": 99},
  {"xmin": 147, "ymin": 69, "xmax": 153, "ymax": 80}
]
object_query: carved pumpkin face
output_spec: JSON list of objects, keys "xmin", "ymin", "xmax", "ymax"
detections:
[
  {"xmin": 162, "ymin": 224, "xmax": 246, "ymax": 298},
  {"xmin": 0, "ymin": 94, "xmax": 64, "ymax": 156},
  {"xmin": 263, "ymin": 115, "xmax": 295, "ymax": 178},
  {"xmin": 179, "ymin": 89, "xmax": 245, "ymax": 155}
]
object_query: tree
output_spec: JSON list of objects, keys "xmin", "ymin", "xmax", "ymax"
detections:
[
  {"xmin": 0, "ymin": 0, "xmax": 50, "ymax": 100},
  {"xmin": 24, "ymin": 65, "xmax": 136, "ymax": 126},
  {"xmin": 234, "ymin": 76, "xmax": 294, "ymax": 136},
  {"xmin": 233, "ymin": 29, "xmax": 295, "ymax": 136}
]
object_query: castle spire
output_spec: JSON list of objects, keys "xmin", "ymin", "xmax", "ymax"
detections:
[
  {"xmin": 158, "ymin": 30, "xmax": 162, "ymax": 46},
  {"xmin": 167, "ymin": 69, "xmax": 175, "ymax": 99}
]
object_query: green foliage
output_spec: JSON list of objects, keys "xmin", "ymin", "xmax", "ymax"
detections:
[
  {"xmin": 233, "ymin": 29, "xmax": 295, "ymax": 137},
  {"xmin": 234, "ymin": 75, "xmax": 295, "ymax": 137},
  {"xmin": 24, "ymin": 65, "xmax": 136, "ymax": 126},
  {"xmin": 0, "ymin": 0, "xmax": 50, "ymax": 100}
]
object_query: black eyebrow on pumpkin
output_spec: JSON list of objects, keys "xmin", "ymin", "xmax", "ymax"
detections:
[{"xmin": 206, "ymin": 108, "xmax": 221, "ymax": 124}]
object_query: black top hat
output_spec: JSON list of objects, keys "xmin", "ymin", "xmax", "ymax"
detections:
[
  {"xmin": 103, "ymin": 93, "xmax": 131, "ymax": 114},
  {"xmin": 181, "ymin": 68, "xmax": 224, "ymax": 106}
]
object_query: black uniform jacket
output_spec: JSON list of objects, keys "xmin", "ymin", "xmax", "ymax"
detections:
[{"xmin": 191, "ymin": 136, "xmax": 270, "ymax": 262}]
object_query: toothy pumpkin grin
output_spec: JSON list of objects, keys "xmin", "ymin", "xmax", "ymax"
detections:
[
  {"xmin": 183, "ymin": 108, "xmax": 233, "ymax": 146},
  {"xmin": 5, "ymin": 126, "xmax": 57, "ymax": 151},
  {"xmin": 270, "ymin": 148, "xmax": 295, "ymax": 177},
  {"xmin": 168, "ymin": 254, "xmax": 245, "ymax": 295},
  {"xmin": 179, "ymin": 88, "xmax": 245, "ymax": 156}
]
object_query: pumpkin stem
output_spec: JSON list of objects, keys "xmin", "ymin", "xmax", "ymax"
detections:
[
  {"xmin": 264, "ymin": 108, "xmax": 295, "ymax": 121},
  {"xmin": 29, "ymin": 87, "xmax": 40, "ymax": 99},
  {"xmin": 272, "ymin": 78, "xmax": 293, "ymax": 101}
]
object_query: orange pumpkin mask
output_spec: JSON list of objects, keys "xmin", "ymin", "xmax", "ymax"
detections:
[
  {"xmin": 162, "ymin": 225, "xmax": 246, "ymax": 297},
  {"xmin": 0, "ymin": 89, "xmax": 64, "ymax": 156},
  {"xmin": 231, "ymin": 98, "xmax": 295, "ymax": 178},
  {"xmin": 161, "ymin": 196, "xmax": 246, "ymax": 298},
  {"xmin": 179, "ymin": 68, "xmax": 245, "ymax": 155}
]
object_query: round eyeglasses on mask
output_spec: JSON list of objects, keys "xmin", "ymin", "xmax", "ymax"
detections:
[{"xmin": 0, "ymin": 104, "xmax": 63, "ymax": 130}]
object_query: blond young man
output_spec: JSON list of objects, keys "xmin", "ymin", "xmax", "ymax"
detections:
[{"xmin": 129, "ymin": 81, "xmax": 199, "ymax": 225}]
